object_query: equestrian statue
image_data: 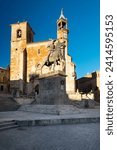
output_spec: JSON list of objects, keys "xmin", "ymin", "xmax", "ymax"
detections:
[{"xmin": 36, "ymin": 40, "xmax": 66, "ymax": 72}]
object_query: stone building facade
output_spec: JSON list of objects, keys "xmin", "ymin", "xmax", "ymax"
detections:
[
  {"xmin": 10, "ymin": 10, "xmax": 76, "ymax": 97},
  {"xmin": 77, "ymin": 71, "xmax": 100, "ymax": 102},
  {"xmin": 0, "ymin": 67, "xmax": 10, "ymax": 93}
]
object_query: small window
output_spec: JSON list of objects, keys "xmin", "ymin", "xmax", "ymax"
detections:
[
  {"xmin": 0, "ymin": 85, "xmax": 3, "ymax": 91},
  {"xmin": 62, "ymin": 22, "xmax": 66, "ymax": 28},
  {"xmin": 38, "ymin": 49, "xmax": 40, "ymax": 54},
  {"xmin": 17, "ymin": 29, "xmax": 22, "ymax": 38}
]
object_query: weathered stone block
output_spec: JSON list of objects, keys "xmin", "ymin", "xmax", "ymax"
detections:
[{"xmin": 36, "ymin": 72, "xmax": 68, "ymax": 104}]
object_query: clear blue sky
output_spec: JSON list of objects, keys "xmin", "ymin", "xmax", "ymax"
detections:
[{"xmin": 0, "ymin": 0, "xmax": 100, "ymax": 78}]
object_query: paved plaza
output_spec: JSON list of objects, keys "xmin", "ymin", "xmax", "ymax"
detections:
[{"xmin": 0, "ymin": 123, "xmax": 100, "ymax": 150}]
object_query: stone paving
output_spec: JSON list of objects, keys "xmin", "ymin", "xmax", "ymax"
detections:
[
  {"xmin": 0, "ymin": 108, "xmax": 100, "ymax": 122},
  {"xmin": 0, "ymin": 123, "xmax": 100, "ymax": 150}
]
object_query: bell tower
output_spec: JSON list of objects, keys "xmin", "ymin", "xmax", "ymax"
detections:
[
  {"xmin": 57, "ymin": 9, "xmax": 69, "ymax": 40},
  {"xmin": 57, "ymin": 9, "xmax": 76, "ymax": 93},
  {"xmin": 57, "ymin": 9, "xmax": 69, "ymax": 57},
  {"xmin": 10, "ymin": 21, "xmax": 34, "ymax": 94}
]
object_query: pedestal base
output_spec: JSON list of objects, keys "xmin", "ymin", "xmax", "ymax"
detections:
[{"xmin": 36, "ymin": 71, "xmax": 68, "ymax": 104}]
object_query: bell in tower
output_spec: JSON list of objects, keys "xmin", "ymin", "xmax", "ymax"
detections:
[{"xmin": 57, "ymin": 9, "xmax": 69, "ymax": 39}]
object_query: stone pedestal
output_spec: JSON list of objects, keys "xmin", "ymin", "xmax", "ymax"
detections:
[{"xmin": 36, "ymin": 71, "xmax": 68, "ymax": 104}]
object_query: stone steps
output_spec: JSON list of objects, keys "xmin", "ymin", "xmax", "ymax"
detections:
[
  {"xmin": 0, "ymin": 96, "xmax": 20, "ymax": 111},
  {"xmin": 0, "ymin": 120, "xmax": 19, "ymax": 131},
  {"xmin": 18, "ymin": 104, "xmax": 81, "ymax": 115},
  {"xmin": 16, "ymin": 117, "xmax": 100, "ymax": 127}
]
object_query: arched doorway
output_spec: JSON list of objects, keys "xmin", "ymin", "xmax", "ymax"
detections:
[
  {"xmin": 35, "ymin": 84, "xmax": 39, "ymax": 95},
  {"xmin": 0, "ymin": 85, "xmax": 3, "ymax": 91}
]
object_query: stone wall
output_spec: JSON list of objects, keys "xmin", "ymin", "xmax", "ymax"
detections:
[
  {"xmin": 77, "ymin": 71, "xmax": 100, "ymax": 102},
  {"xmin": 27, "ymin": 41, "xmax": 50, "ymax": 82},
  {"xmin": 0, "ymin": 67, "xmax": 10, "ymax": 93}
]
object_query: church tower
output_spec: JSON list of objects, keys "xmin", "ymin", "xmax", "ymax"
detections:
[
  {"xmin": 10, "ymin": 21, "xmax": 34, "ymax": 94},
  {"xmin": 57, "ymin": 9, "xmax": 76, "ymax": 93},
  {"xmin": 57, "ymin": 9, "xmax": 69, "ymax": 57},
  {"xmin": 57, "ymin": 9, "xmax": 69, "ymax": 40}
]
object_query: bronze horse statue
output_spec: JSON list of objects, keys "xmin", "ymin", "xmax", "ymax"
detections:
[{"xmin": 36, "ymin": 40, "xmax": 66, "ymax": 72}]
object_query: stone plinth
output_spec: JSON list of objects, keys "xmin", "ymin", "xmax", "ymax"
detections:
[{"xmin": 36, "ymin": 71, "xmax": 68, "ymax": 104}]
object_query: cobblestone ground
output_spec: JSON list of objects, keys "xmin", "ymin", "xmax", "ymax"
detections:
[{"xmin": 0, "ymin": 123, "xmax": 100, "ymax": 150}]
